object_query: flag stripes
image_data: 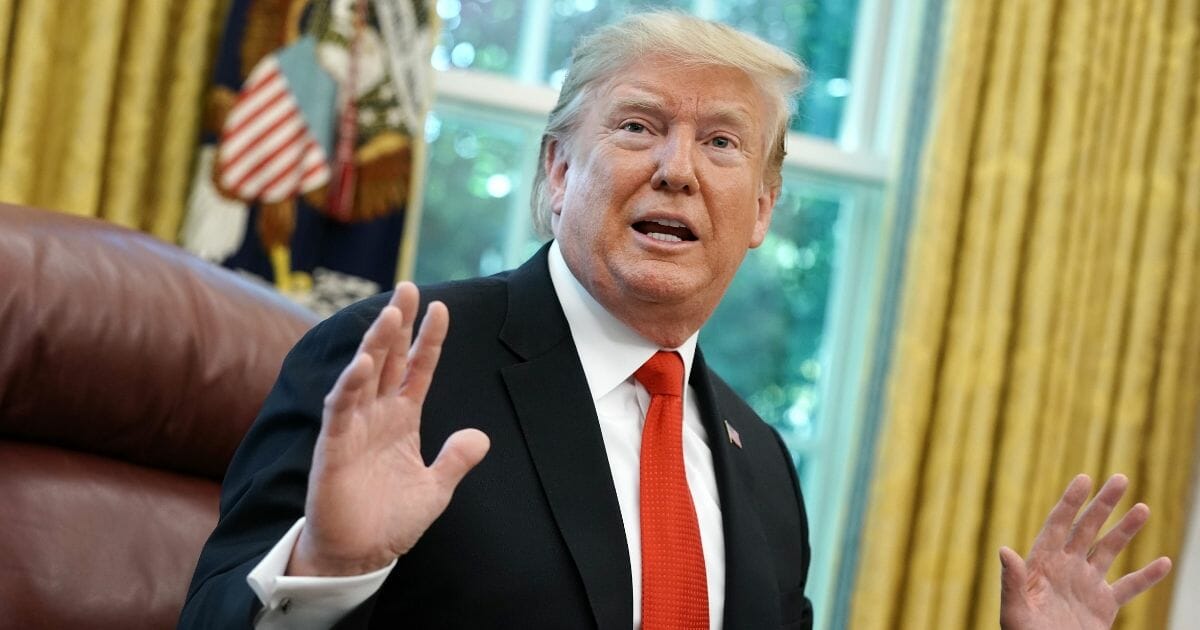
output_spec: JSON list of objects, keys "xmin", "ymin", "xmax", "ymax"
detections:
[{"xmin": 218, "ymin": 56, "xmax": 329, "ymax": 203}]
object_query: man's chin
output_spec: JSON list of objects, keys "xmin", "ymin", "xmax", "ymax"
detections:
[{"xmin": 616, "ymin": 270, "xmax": 706, "ymax": 306}]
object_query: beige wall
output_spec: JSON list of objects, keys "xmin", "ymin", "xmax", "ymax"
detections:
[{"xmin": 1169, "ymin": 423, "xmax": 1200, "ymax": 630}]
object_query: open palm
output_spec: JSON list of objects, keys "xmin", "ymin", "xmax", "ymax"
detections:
[
  {"xmin": 288, "ymin": 282, "xmax": 490, "ymax": 577},
  {"xmin": 1000, "ymin": 475, "xmax": 1172, "ymax": 630}
]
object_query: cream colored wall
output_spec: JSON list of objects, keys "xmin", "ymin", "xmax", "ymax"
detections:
[{"xmin": 1169, "ymin": 426, "xmax": 1200, "ymax": 630}]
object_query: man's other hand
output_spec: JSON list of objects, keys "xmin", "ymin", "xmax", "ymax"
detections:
[
  {"xmin": 287, "ymin": 282, "xmax": 491, "ymax": 577},
  {"xmin": 999, "ymin": 474, "xmax": 1172, "ymax": 629}
]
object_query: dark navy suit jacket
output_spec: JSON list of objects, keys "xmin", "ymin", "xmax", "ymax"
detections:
[{"xmin": 180, "ymin": 243, "xmax": 813, "ymax": 629}]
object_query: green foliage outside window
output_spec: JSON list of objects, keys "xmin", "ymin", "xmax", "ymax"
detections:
[
  {"xmin": 432, "ymin": 0, "xmax": 862, "ymax": 138},
  {"xmin": 701, "ymin": 183, "xmax": 840, "ymax": 460}
]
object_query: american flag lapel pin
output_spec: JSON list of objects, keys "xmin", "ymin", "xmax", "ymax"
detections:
[{"xmin": 724, "ymin": 420, "xmax": 742, "ymax": 449}]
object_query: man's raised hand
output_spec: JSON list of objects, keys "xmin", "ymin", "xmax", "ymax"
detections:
[
  {"xmin": 999, "ymin": 474, "xmax": 1172, "ymax": 629},
  {"xmin": 287, "ymin": 282, "xmax": 490, "ymax": 577}
]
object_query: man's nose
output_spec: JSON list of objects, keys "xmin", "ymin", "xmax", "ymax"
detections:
[{"xmin": 651, "ymin": 134, "xmax": 698, "ymax": 193}]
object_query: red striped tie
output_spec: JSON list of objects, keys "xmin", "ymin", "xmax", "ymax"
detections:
[{"xmin": 636, "ymin": 351, "xmax": 708, "ymax": 629}]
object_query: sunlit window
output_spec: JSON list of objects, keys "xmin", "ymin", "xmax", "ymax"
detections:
[
  {"xmin": 415, "ymin": 107, "xmax": 541, "ymax": 282},
  {"xmin": 432, "ymin": 0, "xmax": 862, "ymax": 138}
]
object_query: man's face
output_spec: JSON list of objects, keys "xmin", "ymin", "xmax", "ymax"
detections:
[{"xmin": 547, "ymin": 56, "xmax": 777, "ymax": 339}]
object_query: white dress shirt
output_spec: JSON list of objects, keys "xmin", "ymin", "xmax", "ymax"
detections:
[{"xmin": 249, "ymin": 242, "xmax": 725, "ymax": 628}]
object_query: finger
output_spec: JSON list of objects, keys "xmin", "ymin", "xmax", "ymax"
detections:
[
  {"xmin": 1112, "ymin": 556, "xmax": 1172, "ymax": 605},
  {"xmin": 399, "ymin": 301, "xmax": 449, "ymax": 405},
  {"xmin": 430, "ymin": 428, "xmax": 491, "ymax": 490},
  {"xmin": 1065, "ymin": 474, "xmax": 1128, "ymax": 555},
  {"xmin": 1088, "ymin": 502, "xmax": 1150, "ymax": 573},
  {"xmin": 999, "ymin": 546, "xmax": 1032, "ymax": 627},
  {"xmin": 357, "ymin": 302, "xmax": 404, "ymax": 398},
  {"xmin": 378, "ymin": 283, "xmax": 420, "ymax": 395},
  {"xmin": 323, "ymin": 353, "xmax": 373, "ymax": 436},
  {"xmin": 1030, "ymin": 474, "xmax": 1092, "ymax": 556}
]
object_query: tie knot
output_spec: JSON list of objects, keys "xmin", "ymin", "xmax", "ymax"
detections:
[{"xmin": 634, "ymin": 351, "xmax": 684, "ymax": 397}]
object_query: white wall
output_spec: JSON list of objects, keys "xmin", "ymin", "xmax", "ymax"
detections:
[{"xmin": 1169, "ymin": 421, "xmax": 1200, "ymax": 630}]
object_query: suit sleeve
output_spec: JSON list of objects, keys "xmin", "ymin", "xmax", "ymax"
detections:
[
  {"xmin": 771, "ymin": 427, "xmax": 814, "ymax": 630},
  {"xmin": 178, "ymin": 305, "xmax": 380, "ymax": 629}
]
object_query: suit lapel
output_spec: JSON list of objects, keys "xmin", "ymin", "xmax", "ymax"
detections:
[
  {"xmin": 691, "ymin": 349, "xmax": 780, "ymax": 629},
  {"xmin": 498, "ymin": 245, "xmax": 633, "ymax": 630}
]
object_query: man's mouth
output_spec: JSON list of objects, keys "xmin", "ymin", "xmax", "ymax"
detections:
[{"xmin": 632, "ymin": 218, "xmax": 697, "ymax": 243}]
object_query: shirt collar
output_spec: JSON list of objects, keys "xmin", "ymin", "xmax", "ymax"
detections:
[{"xmin": 547, "ymin": 241, "xmax": 698, "ymax": 403}]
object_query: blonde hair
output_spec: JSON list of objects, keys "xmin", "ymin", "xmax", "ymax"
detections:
[{"xmin": 529, "ymin": 11, "xmax": 806, "ymax": 237}]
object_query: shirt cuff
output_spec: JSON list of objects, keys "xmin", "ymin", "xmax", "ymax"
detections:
[{"xmin": 247, "ymin": 517, "xmax": 396, "ymax": 629}]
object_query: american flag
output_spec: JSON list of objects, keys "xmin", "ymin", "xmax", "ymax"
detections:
[
  {"xmin": 217, "ymin": 55, "xmax": 329, "ymax": 203},
  {"xmin": 725, "ymin": 420, "xmax": 742, "ymax": 449}
]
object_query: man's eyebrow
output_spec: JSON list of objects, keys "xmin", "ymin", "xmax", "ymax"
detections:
[
  {"xmin": 607, "ymin": 94, "xmax": 669, "ymax": 115},
  {"xmin": 704, "ymin": 105, "xmax": 755, "ymax": 132},
  {"xmin": 606, "ymin": 92, "xmax": 755, "ymax": 132}
]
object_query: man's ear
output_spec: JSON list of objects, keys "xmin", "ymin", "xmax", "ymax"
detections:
[
  {"xmin": 545, "ymin": 138, "xmax": 569, "ymax": 216},
  {"xmin": 749, "ymin": 181, "xmax": 779, "ymax": 248}
]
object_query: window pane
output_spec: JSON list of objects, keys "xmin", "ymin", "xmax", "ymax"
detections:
[
  {"xmin": 433, "ymin": 0, "xmax": 526, "ymax": 74},
  {"xmin": 699, "ymin": 171, "xmax": 844, "ymax": 469},
  {"xmin": 541, "ymin": 0, "xmax": 692, "ymax": 87},
  {"xmin": 713, "ymin": 0, "xmax": 863, "ymax": 137},
  {"xmin": 414, "ymin": 106, "xmax": 537, "ymax": 283},
  {"xmin": 433, "ymin": 0, "xmax": 864, "ymax": 139}
]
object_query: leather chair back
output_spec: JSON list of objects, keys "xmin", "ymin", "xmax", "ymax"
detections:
[{"xmin": 0, "ymin": 204, "xmax": 319, "ymax": 628}]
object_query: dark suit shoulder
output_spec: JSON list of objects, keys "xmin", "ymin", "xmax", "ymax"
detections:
[
  {"xmin": 183, "ymin": 265, "xmax": 534, "ymax": 629},
  {"xmin": 704, "ymin": 368, "xmax": 804, "ymax": 497},
  {"xmin": 322, "ymin": 271, "xmax": 512, "ymax": 327},
  {"xmin": 700, "ymin": 362, "xmax": 811, "ymax": 604},
  {"xmin": 694, "ymin": 363, "xmax": 814, "ymax": 628},
  {"xmin": 418, "ymin": 271, "xmax": 513, "ymax": 305}
]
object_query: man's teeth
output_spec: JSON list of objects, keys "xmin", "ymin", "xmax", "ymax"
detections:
[
  {"xmin": 651, "ymin": 218, "xmax": 687, "ymax": 228},
  {"xmin": 647, "ymin": 232, "xmax": 683, "ymax": 242}
]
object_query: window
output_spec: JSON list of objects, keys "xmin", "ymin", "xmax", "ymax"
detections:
[
  {"xmin": 414, "ymin": 104, "xmax": 543, "ymax": 282},
  {"xmin": 432, "ymin": 0, "xmax": 865, "ymax": 138},
  {"xmin": 413, "ymin": 1, "xmax": 925, "ymax": 627}
]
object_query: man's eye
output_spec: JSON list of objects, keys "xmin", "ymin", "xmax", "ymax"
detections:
[
  {"xmin": 621, "ymin": 122, "xmax": 646, "ymax": 133},
  {"xmin": 711, "ymin": 136, "xmax": 733, "ymax": 149}
]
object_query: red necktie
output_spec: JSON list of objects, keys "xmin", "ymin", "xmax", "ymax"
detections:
[{"xmin": 636, "ymin": 351, "xmax": 709, "ymax": 629}]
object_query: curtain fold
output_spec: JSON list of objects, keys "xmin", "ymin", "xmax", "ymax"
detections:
[
  {"xmin": 851, "ymin": 0, "xmax": 1200, "ymax": 628},
  {"xmin": 0, "ymin": 0, "xmax": 225, "ymax": 240}
]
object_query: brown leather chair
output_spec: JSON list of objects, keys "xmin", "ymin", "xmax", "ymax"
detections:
[{"xmin": 0, "ymin": 203, "xmax": 320, "ymax": 628}]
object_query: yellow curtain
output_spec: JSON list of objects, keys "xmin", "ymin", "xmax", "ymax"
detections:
[
  {"xmin": 851, "ymin": 0, "xmax": 1200, "ymax": 628},
  {"xmin": 0, "ymin": 0, "xmax": 226, "ymax": 241}
]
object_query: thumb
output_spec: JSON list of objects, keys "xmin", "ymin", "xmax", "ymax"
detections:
[
  {"xmin": 999, "ymin": 546, "xmax": 1028, "ymax": 595},
  {"xmin": 430, "ymin": 428, "xmax": 491, "ymax": 489}
]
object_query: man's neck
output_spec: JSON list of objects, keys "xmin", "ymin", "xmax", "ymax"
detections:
[{"xmin": 546, "ymin": 242, "xmax": 706, "ymax": 348}]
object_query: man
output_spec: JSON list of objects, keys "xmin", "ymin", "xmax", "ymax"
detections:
[{"xmin": 181, "ymin": 12, "xmax": 1170, "ymax": 629}]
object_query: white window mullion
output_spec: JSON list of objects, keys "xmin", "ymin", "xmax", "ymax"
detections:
[
  {"xmin": 805, "ymin": 182, "xmax": 886, "ymax": 630},
  {"xmin": 515, "ymin": 0, "xmax": 554, "ymax": 84},
  {"xmin": 435, "ymin": 69, "xmax": 560, "ymax": 117},
  {"xmin": 784, "ymin": 132, "xmax": 889, "ymax": 184},
  {"xmin": 838, "ymin": 0, "xmax": 893, "ymax": 156},
  {"xmin": 872, "ymin": 0, "xmax": 933, "ymax": 157}
]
